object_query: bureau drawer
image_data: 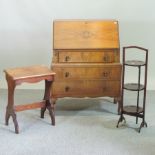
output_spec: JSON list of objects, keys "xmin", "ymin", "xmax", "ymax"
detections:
[
  {"xmin": 56, "ymin": 49, "xmax": 119, "ymax": 63},
  {"xmin": 52, "ymin": 80, "xmax": 121, "ymax": 97},
  {"xmin": 52, "ymin": 63, "xmax": 121, "ymax": 80}
]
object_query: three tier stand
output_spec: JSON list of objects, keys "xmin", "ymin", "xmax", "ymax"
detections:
[{"xmin": 117, "ymin": 46, "xmax": 148, "ymax": 133}]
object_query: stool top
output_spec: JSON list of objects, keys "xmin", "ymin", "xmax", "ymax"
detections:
[{"xmin": 4, "ymin": 65, "xmax": 56, "ymax": 80}]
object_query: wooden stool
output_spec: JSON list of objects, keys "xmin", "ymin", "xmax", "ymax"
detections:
[{"xmin": 4, "ymin": 65, "xmax": 56, "ymax": 134}]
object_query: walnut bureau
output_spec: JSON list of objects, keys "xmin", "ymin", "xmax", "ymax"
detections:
[{"xmin": 51, "ymin": 20, "xmax": 122, "ymax": 111}]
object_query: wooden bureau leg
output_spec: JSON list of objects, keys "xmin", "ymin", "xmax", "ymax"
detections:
[
  {"xmin": 6, "ymin": 80, "xmax": 19, "ymax": 134},
  {"xmin": 41, "ymin": 80, "xmax": 55, "ymax": 125}
]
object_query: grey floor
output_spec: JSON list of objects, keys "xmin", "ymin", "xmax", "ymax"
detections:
[{"xmin": 0, "ymin": 89, "xmax": 155, "ymax": 155}]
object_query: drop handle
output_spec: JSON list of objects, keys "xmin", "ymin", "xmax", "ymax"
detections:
[
  {"xmin": 103, "ymin": 56, "xmax": 109, "ymax": 62},
  {"xmin": 65, "ymin": 56, "xmax": 70, "ymax": 62},
  {"xmin": 102, "ymin": 72, "xmax": 110, "ymax": 78},
  {"xmin": 65, "ymin": 86, "xmax": 70, "ymax": 92},
  {"xmin": 65, "ymin": 72, "xmax": 70, "ymax": 77}
]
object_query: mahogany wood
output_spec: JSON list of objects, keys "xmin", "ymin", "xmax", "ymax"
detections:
[
  {"xmin": 4, "ymin": 65, "xmax": 56, "ymax": 134},
  {"xmin": 14, "ymin": 101, "xmax": 45, "ymax": 112},
  {"xmin": 117, "ymin": 46, "xmax": 148, "ymax": 133},
  {"xmin": 53, "ymin": 20, "xmax": 119, "ymax": 49}
]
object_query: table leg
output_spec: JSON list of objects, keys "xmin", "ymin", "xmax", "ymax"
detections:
[
  {"xmin": 41, "ymin": 80, "xmax": 55, "ymax": 125},
  {"xmin": 5, "ymin": 80, "xmax": 19, "ymax": 134}
]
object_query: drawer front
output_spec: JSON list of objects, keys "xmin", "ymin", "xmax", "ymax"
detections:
[
  {"xmin": 52, "ymin": 80, "xmax": 121, "ymax": 97},
  {"xmin": 52, "ymin": 64, "xmax": 121, "ymax": 81},
  {"xmin": 57, "ymin": 50, "xmax": 119, "ymax": 63}
]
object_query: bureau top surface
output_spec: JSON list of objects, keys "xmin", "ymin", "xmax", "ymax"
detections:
[
  {"xmin": 4, "ymin": 65, "xmax": 56, "ymax": 80},
  {"xmin": 53, "ymin": 20, "xmax": 119, "ymax": 49}
]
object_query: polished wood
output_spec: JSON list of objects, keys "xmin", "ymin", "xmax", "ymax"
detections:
[
  {"xmin": 117, "ymin": 46, "xmax": 148, "ymax": 133},
  {"xmin": 124, "ymin": 83, "xmax": 144, "ymax": 91},
  {"xmin": 53, "ymin": 49, "xmax": 120, "ymax": 63},
  {"xmin": 52, "ymin": 20, "xmax": 122, "ymax": 112},
  {"xmin": 4, "ymin": 65, "xmax": 56, "ymax": 134},
  {"xmin": 53, "ymin": 20, "xmax": 119, "ymax": 49},
  {"xmin": 125, "ymin": 60, "xmax": 145, "ymax": 66},
  {"xmin": 4, "ymin": 65, "xmax": 55, "ymax": 80},
  {"xmin": 52, "ymin": 63, "xmax": 121, "ymax": 80},
  {"xmin": 52, "ymin": 80, "xmax": 120, "ymax": 98},
  {"xmin": 123, "ymin": 105, "xmax": 143, "ymax": 114},
  {"xmin": 14, "ymin": 101, "xmax": 45, "ymax": 112}
]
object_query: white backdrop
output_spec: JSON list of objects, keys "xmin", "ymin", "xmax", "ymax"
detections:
[{"xmin": 0, "ymin": 0, "xmax": 154, "ymax": 89}]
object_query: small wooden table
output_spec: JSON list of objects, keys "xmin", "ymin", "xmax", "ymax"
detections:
[{"xmin": 4, "ymin": 65, "xmax": 56, "ymax": 134}]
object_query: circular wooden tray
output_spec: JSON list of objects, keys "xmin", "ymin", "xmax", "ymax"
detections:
[
  {"xmin": 125, "ymin": 60, "xmax": 145, "ymax": 66},
  {"xmin": 124, "ymin": 83, "xmax": 144, "ymax": 91},
  {"xmin": 123, "ymin": 105, "xmax": 143, "ymax": 114}
]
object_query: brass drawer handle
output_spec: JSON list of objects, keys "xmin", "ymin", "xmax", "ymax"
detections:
[
  {"xmin": 65, "ymin": 86, "xmax": 70, "ymax": 92},
  {"xmin": 103, "ymin": 56, "xmax": 109, "ymax": 62},
  {"xmin": 65, "ymin": 56, "xmax": 70, "ymax": 62},
  {"xmin": 102, "ymin": 72, "xmax": 110, "ymax": 78},
  {"xmin": 65, "ymin": 72, "xmax": 70, "ymax": 77}
]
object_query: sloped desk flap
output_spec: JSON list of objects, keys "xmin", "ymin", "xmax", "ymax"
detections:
[{"xmin": 53, "ymin": 20, "xmax": 119, "ymax": 49}]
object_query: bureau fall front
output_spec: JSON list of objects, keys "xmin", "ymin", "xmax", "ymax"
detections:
[{"xmin": 51, "ymin": 20, "xmax": 122, "ymax": 110}]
